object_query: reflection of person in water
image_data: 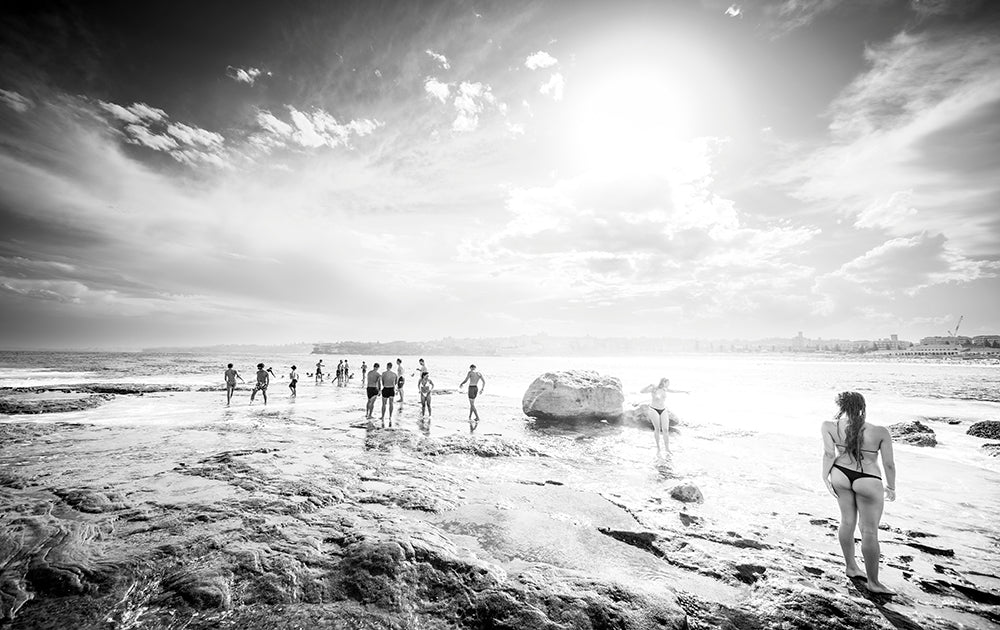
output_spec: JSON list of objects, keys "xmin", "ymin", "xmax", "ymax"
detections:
[
  {"xmin": 640, "ymin": 377, "xmax": 688, "ymax": 455},
  {"xmin": 821, "ymin": 391, "xmax": 897, "ymax": 594}
]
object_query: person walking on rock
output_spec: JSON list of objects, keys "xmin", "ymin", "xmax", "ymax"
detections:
[{"xmin": 821, "ymin": 391, "xmax": 897, "ymax": 594}]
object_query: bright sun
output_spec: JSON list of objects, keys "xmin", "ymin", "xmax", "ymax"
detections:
[{"xmin": 568, "ymin": 64, "xmax": 695, "ymax": 173}]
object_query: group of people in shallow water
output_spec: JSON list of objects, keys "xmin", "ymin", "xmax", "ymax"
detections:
[
  {"xmin": 224, "ymin": 362, "xmax": 899, "ymax": 595},
  {"xmin": 223, "ymin": 358, "xmax": 487, "ymax": 428}
]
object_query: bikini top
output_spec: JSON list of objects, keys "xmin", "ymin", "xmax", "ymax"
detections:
[{"xmin": 833, "ymin": 425, "xmax": 880, "ymax": 456}]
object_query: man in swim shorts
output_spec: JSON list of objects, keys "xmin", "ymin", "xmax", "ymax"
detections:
[
  {"xmin": 224, "ymin": 363, "xmax": 244, "ymax": 405},
  {"xmin": 380, "ymin": 361, "xmax": 398, "ymax": 426},
  {"xmin": 250, "ymin": 362, "xmax": 269, "ymax": 405},
  {"xmin": 365, "ymin": 362, "xmax": 381, "ymax": 419},
  {"xmin": 459, "ymin": 364, "xmax": 485, "ymax": 425},
  {"xmin": 288, "ymin": 365, "xmax": 298, "ymax": 397},
  {"xmin": 315, "ymin": 359, "xmax": 324, "ymax": 384}
]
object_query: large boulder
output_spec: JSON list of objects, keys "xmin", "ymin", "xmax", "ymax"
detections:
[
  {"xmin": 889, "ymin": 420, "xmax": 937, "ymax": 447},
  {"xmin": 967, "ymin": 421, "xmax": 1000, "ymax": 440},
  {"xmin": 522, "ymin": 371, "xmax": 625, "ymax": 422}
]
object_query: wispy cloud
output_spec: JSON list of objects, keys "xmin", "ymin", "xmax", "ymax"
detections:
[
  {"xmin": 252, "ymin": 106, "xmax": 382, "ymax": 150},
  {"xmin": 99, "ymin": 100, "xmax": 229, "ymax": 167},
  {"xmin": 776, "ymin": 20, "xmax": 1000, "ymax": 255},
  {"xmin": 0, "ymin": 89, "xmax": 34, "ymax": 112},
  {"xmin": 425, "ymin": 49, "xmax": 450, "ymax": 70},
  {"xmin": 725, "ymin": 4, "xmax": 743, "ymax": 17}
]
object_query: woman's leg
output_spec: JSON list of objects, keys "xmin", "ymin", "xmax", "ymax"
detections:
[
  {"xmin": 649, "ymin": 408, "xmax": 663, "ymax": 453},
  {"xmin": 854, "ymin": 478, "xmax": 892, "ymax": 593},
  {"xmin": 831, "ymin": 469, "xmax": 864, "ymax": 578}
]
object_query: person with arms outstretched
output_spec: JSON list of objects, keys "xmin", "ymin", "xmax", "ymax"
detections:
[
  {"xmin": 224, "ymin": 363, "xmax": 244, "ymax": 406},
  {"xmin": 822, "ymin": 391, "xmax": 896, "ymax": 594},
  {"xmin": 459, "ymin": 364, "xmax": 485, "ymax": 426},
  {"xmin": 640, "ymin": 377, "xmax": 688, "ymax": 454}
]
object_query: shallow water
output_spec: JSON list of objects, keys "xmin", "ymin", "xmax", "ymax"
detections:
[{"xmin": 2, "ymin": 351, "xmax": 999, "ymax": 627}]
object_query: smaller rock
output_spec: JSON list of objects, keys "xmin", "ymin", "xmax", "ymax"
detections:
[
  {"xmin": 982, "ymin": 443, "xmax": 1000, "ymax": 457},
  {"xmin": 967, "ymin": 421, "xmax": 1000, "ymax": 440},
  {"xmin": 889, "ymin": 420, "xmax": 937, "ymax": 447},
  {"xmin": 670, "ymin": 482, "xmax": 704, "ymax": 504}
]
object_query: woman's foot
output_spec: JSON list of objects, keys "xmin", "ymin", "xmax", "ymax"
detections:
[
  {"xmin": 845, "ymin": 566, "xmax": 866, "ymax": 579},
  {"xmin": 866, "ymin": 581, "xmax": 895, "ymax": 594}
]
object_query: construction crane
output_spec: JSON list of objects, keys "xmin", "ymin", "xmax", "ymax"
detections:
[{"xmin": 947, "ymin": 315, "xmax": 964, "ymax": 337}]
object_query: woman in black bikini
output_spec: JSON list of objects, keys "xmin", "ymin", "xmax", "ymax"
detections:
[{"xmin": 821, "ymin": 391, "xmax": 897, "ymax": 594}]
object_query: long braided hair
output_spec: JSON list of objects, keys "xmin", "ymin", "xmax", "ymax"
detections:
[{"xmin": 836, "ymin": 391, "xmax": 867, "ymax": 464}]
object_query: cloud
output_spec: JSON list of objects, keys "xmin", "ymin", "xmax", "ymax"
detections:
[
  {"xmin": 525, "ymin": 51, "xmax": 558, "ymax": 70},
  {"xmin": 128, "ymin": 102, "xmax": 167, "ymax": 122},
  {"xmin": 472, "ymin": 139, "xmax": 819, "ymax": 318},
  {"xmin": 540, "ymin": 73, "xmax": 565, "ymax": 101},
  {"xmin": 167, "ymin": 122, "xmax": 224, "ymax": 148},
  {"xmin": 98, "ymin": 101, "xmax": 142, "ymax": 124},
  {"xmin": 97, "ymin": 99, "xmax": 230, "ymax": 167},
  {"xmin": 0, "ymin": 89, "xmax": 34, "ymax": 112},
  {"xmin": 253, "ymin": 106, "xmax": 382, "ymax": 150},
  {"xmin": 776, "ymin": 21, "xmax": 1000, "ymax": 255},
  {"xmin": 452, "ymin": 81, "xmax": 497, "ymax": 132},
  {"xmin": 226, "ymin": 65, "xmax": 264, "ymax": 85},
  {"xmin": 505, "ymin": 122, "xmax": 525, "ymax": 137},
  {"xmin": 725, "ymin": 4, "xmax": 743, "ymax": 17},
  {"xmin": 910, "ymin": 0, "xmax": 986, "ymax": 15},
  {"xmin": 124, "ymin": 124, "xmax": 179, "ymax": 151},
  {"xmin": 813, "ymin": 232, "xmax": 999, "ymax": 316},
  {"xmin": 854, "ymin": 190, "xmax": 917, "ymax": 229},
  {"xmin": 424, "ymin": 77, "xmax": 451, "ymax": 103},
  {"xmin": 425, "ymin": 49, "xmax": 450, "ymax": 70}
]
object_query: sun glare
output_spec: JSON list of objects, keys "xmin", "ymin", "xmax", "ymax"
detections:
[{"xmin": 569, "ymin": 64, "xmax": 694, "ymax": 173}]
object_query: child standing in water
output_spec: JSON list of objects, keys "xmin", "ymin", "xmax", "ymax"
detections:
[{"xmin": 418, "ymin": 371, "xmax": 435, "ymax": 418}]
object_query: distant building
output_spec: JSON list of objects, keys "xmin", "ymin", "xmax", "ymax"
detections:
[
  {"xmin": 919, "ymin": 335, "xmax": 971, "ymax": 346},
  {"xmin": 973, "ymin": 335, "xmax": 1000, "ymax": 347}
]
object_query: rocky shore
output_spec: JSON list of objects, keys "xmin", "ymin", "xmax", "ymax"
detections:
[{"xmin": 1, "ymin": 381, "xmax": 998, "ymax": 629}]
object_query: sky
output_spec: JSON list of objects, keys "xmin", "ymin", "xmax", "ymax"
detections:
[{"xmin": 0, "ymin": 0, "xmax": 998, "ymax": 349}]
